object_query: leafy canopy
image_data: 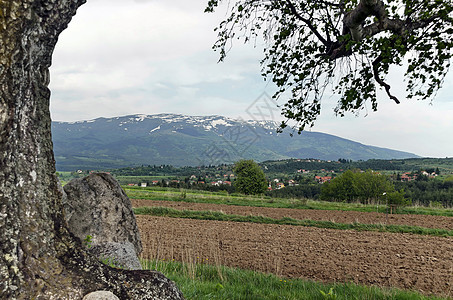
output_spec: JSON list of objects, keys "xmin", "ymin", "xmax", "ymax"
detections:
[
  {"xmin": 206, "ymin": 0, "xmax": 453, "ymax": 132},
  {"xmin": 234, "ymin": 159, "xmax": 268, "ymax": 195},
  {"xmin": 320, "ymin": 169, "xmax": 395, "ymax": 202}
]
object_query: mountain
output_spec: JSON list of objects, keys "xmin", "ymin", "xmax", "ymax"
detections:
[{"xmin": 51, "ymin": 113, "xmax": 419, "ymax": 171}]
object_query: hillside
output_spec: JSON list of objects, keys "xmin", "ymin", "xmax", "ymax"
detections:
[{"xmin": 52, "ymin": 114, "xmax": 419, "ymax": 171}]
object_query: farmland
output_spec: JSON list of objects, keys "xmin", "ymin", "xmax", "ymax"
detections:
[{"xmin": 128, "ymin": 188, "xmax": 453, "ymax": 298}]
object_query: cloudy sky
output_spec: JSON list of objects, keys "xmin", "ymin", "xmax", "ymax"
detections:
[{"xmin": 49, "ymin": 0, "xmax": 453, "ymax": 158}]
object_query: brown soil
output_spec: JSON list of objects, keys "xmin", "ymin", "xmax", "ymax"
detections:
[
  {"xmin": 137, "ymin": 215, "xmax": 453, "ymax": 297},
  {"xmin": 131, "ymin": 199, "xmax": 453, "ymax": 230}
]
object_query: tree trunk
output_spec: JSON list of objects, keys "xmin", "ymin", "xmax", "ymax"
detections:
[{"xmin": 0, "ymin": 1, "xmax": 183, "ymax": 299}]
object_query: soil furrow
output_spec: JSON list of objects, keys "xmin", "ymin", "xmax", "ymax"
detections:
[
  {"xmin": 132, "ymin": 199, "xmax": 453, "ymax": 230},
  {"xmin": 137, "ymin": 215, "xmax": 453, "ymax": 297}
]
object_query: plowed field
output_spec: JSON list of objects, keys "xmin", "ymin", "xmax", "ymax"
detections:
[
  {"xmin": 133, "ymin": 200, "xmax": 453, "ymax": 297},
  {"xmin": 131, "ymin": 199, "xmax": 453, "ymax": 230}
]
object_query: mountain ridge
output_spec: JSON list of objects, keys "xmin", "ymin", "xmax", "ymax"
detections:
[{"xmin": 52, "ymin": 113, "xmax": 419, "ymax": 171}]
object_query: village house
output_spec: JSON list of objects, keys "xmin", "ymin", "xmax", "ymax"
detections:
[
  {"xmin": 315, "ymin": 176, "xmax": 332, "ymax": 184},
  {"xmin": 211, "ymin": 180, "xmax": 232, "ymax": 186},
  {"xmin": 421, "ymin": 171, "xmax": 438, "ymax": 178},
  {"xmin": 276, "ymin": 182, "xmax": 285, "ymax": 189},
  {"xmin": 400, "ymin": 172, "xmax": 416, "ymax": 182}
]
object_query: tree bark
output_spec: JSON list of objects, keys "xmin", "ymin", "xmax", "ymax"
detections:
[
  {"xmin": 0, "ymin": 1, "xmax": 183, "ymax": 299},
  {"xmin": 343, "ymin": 0, "xmax": 404, "ymax": 41}
]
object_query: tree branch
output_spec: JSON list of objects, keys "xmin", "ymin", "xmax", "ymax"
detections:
[
  {"xmin": 372, "ymin": 56, "xmax": 400, "ymax": 104},
  {"xmin": 361, "ymin": 18, "xmax": 405, "ymax": 37},
  {"xmin": 284, "ymin": 0, "xmax": 329, "ymax": 47},
  {"xmin": 344, "ymin": 0, "xmax": 441, "ymax": 41},
  {"xmin": 343, "ymin": 0, "xmax": 394, "ymax": 41}
]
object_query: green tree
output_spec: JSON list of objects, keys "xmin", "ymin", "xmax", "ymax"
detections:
[
  {"xmin": 386, "ymin": 190, "xmax": 412, "ymax": 207},
  {"xmin": 321, "ymin": 169, "xmax": 356, "ymax": 201},
  {"xmin": 354, "ymin": 170, "xmax": 394, "ymax": 200},
  {"xmin": 206, "ymin": 0, "xmax": 453, "ymax": 131},
  {"xmin": 234, "ymin": 160, "xmax": 268, "ymax": 195},
  {"xmin": 321, "ymin": 169, "xmax": 394, "ymax": 203}
]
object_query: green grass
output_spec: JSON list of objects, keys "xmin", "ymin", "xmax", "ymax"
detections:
[
  {"xmin": 134, "ymin": 206, "xmax": 453, "ymax": 237},
  {"xmin": 125, "ymin": 186, "xmax": 453, "ymax": 217},
  {"xmin": 141, "ymin": 259, "xmax": 447, "ymax": 300}
]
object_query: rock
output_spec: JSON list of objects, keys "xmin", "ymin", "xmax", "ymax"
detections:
[
  {"xmin": 88, "ymin": 242, "xmax": 143, "ymax": 270},
  {"xmin": 57, "ymin": 178, "xmax": 67, "ymax": 205},
  {"xmin": 83, "ymin": 291, "xmax": 120, "ymax": 300},
  {"xmin": 63, "ymin": 173, "xmax": 142, "ymax": 256}
]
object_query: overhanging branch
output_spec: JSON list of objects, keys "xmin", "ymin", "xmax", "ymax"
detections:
[
  {"xmin": 372, "ymin": 56, "xmax": 400, "ymax": 104},
  {"xmin": 284, "ymin": 0, "xmax": 329, "ymax": 47}
]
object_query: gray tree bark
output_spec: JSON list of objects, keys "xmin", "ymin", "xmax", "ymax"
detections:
[{"xmin": 0, "ymin": 1, "xmax": 183, "ymax": 299}]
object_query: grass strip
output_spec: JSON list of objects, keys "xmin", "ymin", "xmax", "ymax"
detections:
[
  {"xmin": 125, "ymin": 187, "xmax": 453, "ymax": 217},
  {"xmin": 134, "ymin": 206, "xmax": 453, "ymax": 237},
  {"xmin": 141, "ymin": 259, "xmax": 446, "ymax": 300}
]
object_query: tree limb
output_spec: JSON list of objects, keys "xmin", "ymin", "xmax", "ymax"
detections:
[
  {"xmin": 343, "ymin": 0, "xmax": 394, "ymax": 41},
  {"xmin": 372, "ymin": 55, "xmax": 400, "ymax": 104},
  {"xmin": 284, "ymin": 0, "xmax": 329, "ymax": 47}
]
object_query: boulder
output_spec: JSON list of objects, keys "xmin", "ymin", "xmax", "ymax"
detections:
[
  {"xmin": 88, "ymin": 241, "xmax": 142, "ymax": 270},
  {"xmin": 82, "ymin": 291, "xmax": 120, "ymax": 300},
  {"xmin": 63, "ymin": 173, "xmax": 142, "ymax": 257}
]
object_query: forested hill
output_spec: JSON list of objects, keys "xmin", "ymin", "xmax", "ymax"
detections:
[
  {"xmin": 260, "ymin": 158, "xmax": 453, "ymax": 175},
  {"xmin": 52, "ymin": 114, "xmax": 419, "ymax": 171}
]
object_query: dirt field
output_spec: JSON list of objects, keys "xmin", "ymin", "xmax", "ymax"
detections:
[
  {"xmin": 133, "ymin": 199, "xmax": 453, "ymax": 297},
  {"xmin": 131, "ymin": 199, "xmax": 453, "ymax": 230}
]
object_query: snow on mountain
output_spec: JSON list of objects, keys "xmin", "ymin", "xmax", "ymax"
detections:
[
  {"xmin": 51, "ymin": 113, "xmax": 419, "ymax": 171},
  {"xmin": 149, "ymin": 125, "xmax": 161, "ymax": 133},
  {"xmin": 56, "ymin": 113, "xmax": 275, "ymax": 132}
]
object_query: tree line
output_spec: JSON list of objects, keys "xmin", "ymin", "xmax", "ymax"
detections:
[{"xmin": 272, "ymin": 170, "xmax": 453, "ymax": 208}]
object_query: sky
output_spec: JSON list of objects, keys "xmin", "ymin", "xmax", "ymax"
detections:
[{"xmin": 49, "ymin": 0, "xmax": 453, "ymax": 158}]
